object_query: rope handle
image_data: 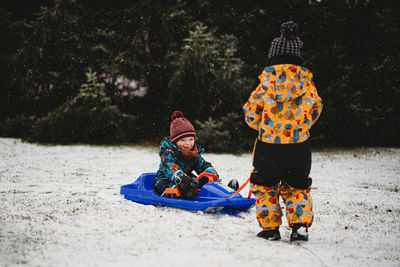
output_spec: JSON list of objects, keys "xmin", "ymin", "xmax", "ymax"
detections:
[{"xmin": 226, "ymin": 177, "xmax": 251, "ymax": 200}]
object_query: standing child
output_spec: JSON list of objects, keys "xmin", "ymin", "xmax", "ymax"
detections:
[
  {"xmin": 153, "ymin": 111, "xmax": 223, "ymax": 200},
  {"xmin": 243, "ymin": 21, "xmax": 323, "ymax": 241}
]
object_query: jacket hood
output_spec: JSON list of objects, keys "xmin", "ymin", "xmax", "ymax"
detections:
[
  {"xmin": 158, "ymin": 137, "xmax": 204, "ymax": 157},
  {"xmin": 260, "ymin": 64, "xmax": 313, "ymax": 103}
]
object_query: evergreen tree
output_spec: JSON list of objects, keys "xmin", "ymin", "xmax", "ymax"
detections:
[
  {"xmin": 196, "ymin": 112, "xmax": 254, "ymax": 153},
  {"xmin": 168, "ymin": 22, "xmax": 249, "ymax": 121},
  {"xmin": 2, "ymin": 0, "xmax": 399, "ymax": 148},
  {"xmin": 30, "ymin": 71, "xmax": 137, "ymax": 144}
]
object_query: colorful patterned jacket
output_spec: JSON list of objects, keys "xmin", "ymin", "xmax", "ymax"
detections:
[
  {"xmin": 154, "ymin": 137, "xmax": 219, "ymax": 187},
  {"xmin": 243, "ymin": 64, "xmax": 323, "ymax": 144}
]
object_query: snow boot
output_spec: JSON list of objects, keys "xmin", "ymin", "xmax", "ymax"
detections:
[
  {"xmin": 227, "ymin": 179, "xmax": 239, "ymax": 191},
  {"xmin": 257, "ymin": 229, "xmax": 281, "ymax": 241},
  {"xmin": 290, "ymin": 224, "xmax": 308, "ymax": 241}
]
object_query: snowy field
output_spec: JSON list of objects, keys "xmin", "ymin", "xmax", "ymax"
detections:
[{"xmin": 1, "ymin": 137, "xmax": 399, "ymax": 267}]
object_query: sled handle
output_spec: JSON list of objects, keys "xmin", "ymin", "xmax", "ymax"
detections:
[
  {"xmin": 226, "ymin": 177, "xmax": 251, "ymax": 200},
  {"xmin": 165, "ymin": 188, "xmax": 181, "ymax": 197}
]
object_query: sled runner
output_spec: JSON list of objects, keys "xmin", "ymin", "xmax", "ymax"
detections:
[{"xmin": 120, "ymin": 173, "xmax": 255, "ymax": 214}]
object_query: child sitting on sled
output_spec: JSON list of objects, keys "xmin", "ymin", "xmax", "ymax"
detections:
[
  {"xmin": 153, "ymin": 111, "xmax": 238, "ymax": 200},
  {"xmin": 243, "ymin": 21, "xmax": 323, "ymax": 241}
]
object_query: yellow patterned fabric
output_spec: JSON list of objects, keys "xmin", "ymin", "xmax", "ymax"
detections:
[
  {"xmin": 243, "ymin": 64, "xmax": 323, "ymax": 144},
  {"xmin": 251, "ymin": 181, "xmax": 313, "ymax": 230},
  {"xmin": 280, "ymin": 182, "xmax": 313, "ymax": 227},
  {"xmin": 251, "ymin": 183, "xmax": 282, "ymax": 230}
]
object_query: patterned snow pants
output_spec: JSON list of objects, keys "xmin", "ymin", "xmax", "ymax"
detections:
[
  {"xmin": 251, "ymin": 181, "xmax": 313, "ymax": 230},
  {"xmin": 250, "ymin": 139, "xmax": 314, "ymax": 230}
]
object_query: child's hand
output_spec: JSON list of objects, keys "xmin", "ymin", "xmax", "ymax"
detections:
[
  {"xmin": 197, "ymin": 173, "xmax": 218, "ymax": 183},
  {"xmin": 198, "ymin": 176, "xmax": 210, "ymax": 188},
  {"xmin": 176, "ymin": 174, "xmax": 199, "ymax": 200}
]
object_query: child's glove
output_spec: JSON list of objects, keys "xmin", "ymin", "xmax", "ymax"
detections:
[
  {"xmin": 198, "ymin": 176, "xmax": 210, "ymax": 188},
  {"xmin": 197, "ymin": 173, "xmax": 219, "ymax": 188},
  {"xmin": 176, "ymin": 174, "xmax": 199, "ymax": 200}
]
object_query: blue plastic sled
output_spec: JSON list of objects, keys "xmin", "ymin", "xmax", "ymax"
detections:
[{"xmin": 120, "ymin": 173, "xmax": 255, "ymax": 214}]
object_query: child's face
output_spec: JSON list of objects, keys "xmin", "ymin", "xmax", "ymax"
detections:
[{"xmin": 176, "ymin": 137, "xmax": 195, "ymax": 151}]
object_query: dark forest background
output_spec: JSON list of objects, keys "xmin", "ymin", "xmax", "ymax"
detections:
[{"xmin": 1, "ymin": 0, "xmax": 399, "ymax": 152}]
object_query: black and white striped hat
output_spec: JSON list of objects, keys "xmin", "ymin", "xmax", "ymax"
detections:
[{"xmin": 268, "ymin": 21, "xmax": 303, "ymax": 59}]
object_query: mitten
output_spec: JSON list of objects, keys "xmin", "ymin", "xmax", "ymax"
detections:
[
  {"xmin": 176, "ymin": 174, "xmax": 199, "ymax": 200},
  {"xmin": 198, "ymin": 176, "xmax": 210, "ymax": 188},
  {"xmin": 197, "ymin": 173, "xmax": 218, "ymax": 183}
]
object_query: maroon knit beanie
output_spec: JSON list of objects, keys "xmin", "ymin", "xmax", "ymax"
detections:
[{"xmin": 170, "ymin": 111, "xmax": 196, "ymax": 143}]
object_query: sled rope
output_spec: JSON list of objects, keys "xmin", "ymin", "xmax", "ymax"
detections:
[
  {"xmin": 226, "ymin": 177, "xmax": 251, "ymax": 200},
  {"xmin": 247, "ymin": 187, "xmax": 252, "ymax": 198}
]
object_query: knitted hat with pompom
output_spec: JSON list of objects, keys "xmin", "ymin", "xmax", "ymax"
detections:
[
  {"xmin": 170, "ymin": 111, "xmax": 196, "ymax": 143},
  {"xmin": 268, "ymin": 21, "xmax": 303, "ymax": 59}
]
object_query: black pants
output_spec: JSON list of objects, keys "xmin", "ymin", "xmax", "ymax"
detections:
[{"xmin": 251, "ymin": 139, "xmax": 312, "ymax": 189}]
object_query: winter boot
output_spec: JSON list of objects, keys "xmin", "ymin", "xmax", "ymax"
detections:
[
  {"xmin": 257, "ymin": 229, "xmax": 281, "ymax": 241},
  {"xmin": 227, "ymin": 179, "xmax": 239, "ymax": 191},
  {"xmin": 290, "ymin": 224, "xmax": 308, "ymax": 241}
]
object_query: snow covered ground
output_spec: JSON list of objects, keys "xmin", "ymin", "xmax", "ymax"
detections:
[{"xmin": 1, "ymin": 137, "xmax": 399, "ymax": 267}]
